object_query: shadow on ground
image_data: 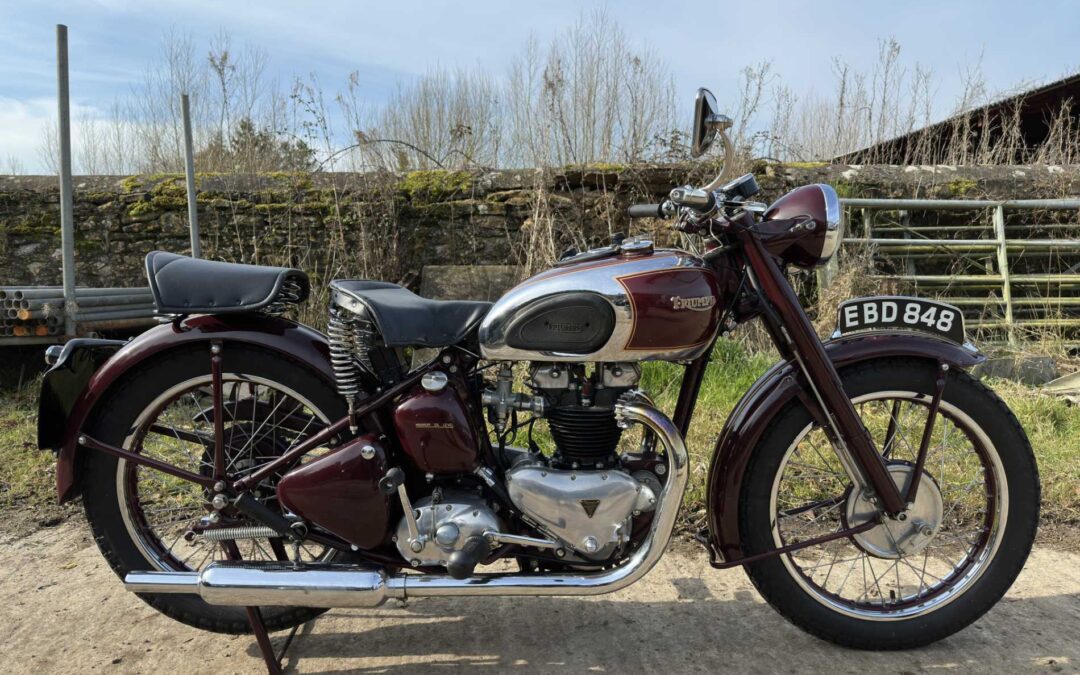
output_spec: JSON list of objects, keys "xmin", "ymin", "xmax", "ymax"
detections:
[{"xmin": 263, "ymin": 579, "xmax": 1079, "ymax": 674}]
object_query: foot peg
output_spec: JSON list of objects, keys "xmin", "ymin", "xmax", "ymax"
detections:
[{"xmin": 447, "ymin": 536, "xmax": 488, "ymax": 579}]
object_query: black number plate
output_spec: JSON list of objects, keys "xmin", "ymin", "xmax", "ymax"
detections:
[{"xmin": 835, "ymin": 296, "xmax": 965, "ymax": 344}]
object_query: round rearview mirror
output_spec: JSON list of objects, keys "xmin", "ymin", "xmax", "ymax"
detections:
[{"xmin": 691, "ymin": 88, "xmax": 732, "ymax": 158}]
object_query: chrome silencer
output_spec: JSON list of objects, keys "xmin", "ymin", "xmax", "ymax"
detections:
[
  {"xmin": 124, "ymin": 398, "xmax": 688, "ymax": 606},
  {"xmin": 125, "ymin": 563, "xmax": 391, "ymax": 608}
]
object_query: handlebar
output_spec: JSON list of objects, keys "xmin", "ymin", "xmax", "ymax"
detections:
[{"xmin": 627, "ymin": 173, "xmax": 762, "ymax": 220}]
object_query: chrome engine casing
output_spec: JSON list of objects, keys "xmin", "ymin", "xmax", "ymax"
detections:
[
  {"xmin": 505, "ymin": 459, "xmax": 657, "ymax": 560},
  {"xmin": 394, "ymin": 490, "xmax": 503, "ymax": 567}
]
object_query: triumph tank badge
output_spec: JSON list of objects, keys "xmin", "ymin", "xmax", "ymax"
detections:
[
  {"xmin": 415, "ymin": 422, "xmax": 455, "ymax": 429},
  {"xmin": 548, "ymin": 322, "xmax": 585, "ymax": 333},
  {"xmin": 579, "ymin": 499, "xmax": 601, "ymax": 518},
  {"xmin": 671, "ymin": 295, "xmax": 716, "ymax": 311}
]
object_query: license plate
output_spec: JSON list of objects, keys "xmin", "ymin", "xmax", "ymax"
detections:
[{"xmin": 835, "ymin": 296, "xmax": 965, "ymax": 344}]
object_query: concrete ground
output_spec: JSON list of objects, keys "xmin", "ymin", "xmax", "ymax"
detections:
[{"xmin": 1, "ymin": 521, "xmax": 1077, "ymax": 674}]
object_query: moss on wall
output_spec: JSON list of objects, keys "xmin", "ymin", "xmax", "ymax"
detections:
[{"xmin": 2, "ymin": 165, "xmax": 1078, "ymax": 288}]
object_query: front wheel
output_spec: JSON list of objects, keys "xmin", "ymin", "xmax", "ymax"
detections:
[{"xmin": 739, "ymin": 357, "xmax": 1039, "ymax": 649}]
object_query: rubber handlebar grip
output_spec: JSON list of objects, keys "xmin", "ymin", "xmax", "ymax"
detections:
[{"xmin": 628, "ymin": 203, "xmax": 664, "ymax": 218}]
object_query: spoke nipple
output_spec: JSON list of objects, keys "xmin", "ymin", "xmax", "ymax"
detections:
[{"xmin": 77, "ymin": 435, "xmax": 87, "ymax": 445}]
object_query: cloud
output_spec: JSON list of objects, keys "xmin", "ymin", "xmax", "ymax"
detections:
[
  {"xmin": 0, "ymin": 97, "xmax": 110, "ymax": 174},
  {"xmin": 0, "ymin": 98, "xmax": 55, "ymax": 173}
]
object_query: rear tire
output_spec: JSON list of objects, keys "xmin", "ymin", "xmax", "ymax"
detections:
[
  {"xmin": 738, "ymin": 358, "xmax": 1039, "ymax": 649},
  {"xmin": 81, "ymin": 345, "xmax": 347, "ymax": 634}
]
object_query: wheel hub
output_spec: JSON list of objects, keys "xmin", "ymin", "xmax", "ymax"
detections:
[{"xmin": 846, "ymin": 463, "xmax": 943, "ymax": 559}]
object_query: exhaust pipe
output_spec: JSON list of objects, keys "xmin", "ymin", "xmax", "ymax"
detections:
[
  {"xmin": 124, "ymin": 398, "xmax": 687, "ymax": 606},
  {"xmin": 126, "ymin": 564, "xmax": 390, "ymax": 607}
]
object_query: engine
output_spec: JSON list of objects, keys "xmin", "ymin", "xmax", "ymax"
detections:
[
  {"xmin": 481, "ymin": 361, "xmax": 659, "ymax": 560},
  {"xmin": 529, "ymin": 362, "xmax": 641, "ymax": 469}
]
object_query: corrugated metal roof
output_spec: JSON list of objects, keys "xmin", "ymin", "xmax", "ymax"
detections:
[{"xmin": 834, "ymin": 72, "xmax": 1080, "ymax": 163}]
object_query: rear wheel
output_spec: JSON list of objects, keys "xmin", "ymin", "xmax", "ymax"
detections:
[
  {"xmin": 738, "ymin": 358, "xmax": 1039, "ymax": 649},
  {"xmin": 81, "ymin": 345, "xmax": 347, "ymax": 634}
]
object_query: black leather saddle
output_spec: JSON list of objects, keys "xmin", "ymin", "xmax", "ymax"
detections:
[
  {"xmin": 145, "ymin": 251, "xmax": 310, "ymax": 314},
  {"xmin": 330, "ymin": 280, "xmax": 491, "ymax": 348}
]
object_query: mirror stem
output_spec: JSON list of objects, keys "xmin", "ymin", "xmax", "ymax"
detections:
[{"xmin": 703, "ymin": 130, "xmax": 738, "ymax": 192}]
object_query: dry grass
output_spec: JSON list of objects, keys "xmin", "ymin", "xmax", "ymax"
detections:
[{"xmin": 812, "ymin": 244, "xmax": 902, "ymax": 335}]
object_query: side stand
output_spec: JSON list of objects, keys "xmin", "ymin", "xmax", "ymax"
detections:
[
  {"xmin": 213, "ymin": 342, "xmax": 307, "ymax": 674},
  {"xmin": 223, "ymin": 540, "xmax": 306, "ymax": 674},
  {"xmin": 246, "ymin": 606, "xmax": 284, "ymax": 675},
  {"xmin": 245, "ymin": 607, "xmax": 307, "ymax": 675}
]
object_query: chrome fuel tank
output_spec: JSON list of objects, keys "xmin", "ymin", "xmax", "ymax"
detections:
[{"xmin": 479, "ymin": 247, "xmax": 723, "ymax": 362}]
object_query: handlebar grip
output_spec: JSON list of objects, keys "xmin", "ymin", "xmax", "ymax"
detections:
[{"xmin": 628, "ymin": 203, "xmax": 665, "ymax": 219}]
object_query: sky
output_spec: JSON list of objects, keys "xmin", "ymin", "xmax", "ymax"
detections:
[{"xmin": 1, "ymin": 0, "xmax": 1078, "ymax": 173}]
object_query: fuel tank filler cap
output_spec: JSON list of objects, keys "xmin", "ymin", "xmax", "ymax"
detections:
[{"xmin": 619, "ymin": 238, "xmax": 654, "ymax": 255}]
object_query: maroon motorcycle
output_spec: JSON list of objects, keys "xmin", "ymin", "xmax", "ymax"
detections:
[{"xmin": 38, "ymin": 88, "xmax": 1038, "ymax": 666}]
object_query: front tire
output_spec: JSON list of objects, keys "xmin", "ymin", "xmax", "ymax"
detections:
[{"xmin": 739, "ymin": 357, "xmax": 1039, "ymax": 649}]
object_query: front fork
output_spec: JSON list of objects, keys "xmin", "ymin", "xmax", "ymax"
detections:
[{"xmin": 738, "ymin": 229, "xmax": 909, "ymax": 515}]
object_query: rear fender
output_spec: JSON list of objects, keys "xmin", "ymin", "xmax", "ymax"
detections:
[
  {"xmin": 38, "ymin": 338, "xmax": 128, "ymax": 452},
  {"xmin": 51, "ymin": 314, "xmax": 334, "ymax": 503},
  {"xmin": 706, "ymin": 332, "xmax": 985, "ymax": 562}
]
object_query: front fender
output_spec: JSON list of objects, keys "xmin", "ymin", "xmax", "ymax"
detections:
[
  {"xmin": 52, "ymin": 314, "xmax": 335, "ymax": 503},
  {"xmin": 706, "ymin": 332, "xmax": 985, "ymax": 562}
]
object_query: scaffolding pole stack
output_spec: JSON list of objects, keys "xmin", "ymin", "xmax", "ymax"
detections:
[{"xmin": 0, "ymin": 286, "xmax": 156, "ymax": 340}]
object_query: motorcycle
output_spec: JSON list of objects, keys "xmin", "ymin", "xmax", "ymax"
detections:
[{"xmin": 37, "ymin": 88, "xmax": 1039, "ymax": 669}]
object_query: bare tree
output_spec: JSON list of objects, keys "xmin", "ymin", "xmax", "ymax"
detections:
[
  {"xmin": 505, "ymin": 9, "xmax": 676, "ymax": 167},
  {"xmin": 365, "ymin": 67, "xmax": 503, "ymax": 170},
  {"xmin": 30, "ymin": 21, "xmax": 1080, "ymax": 175},
  {"xmin": 3, "ymin": 154, "xmax": 24, "ymax": 175}
]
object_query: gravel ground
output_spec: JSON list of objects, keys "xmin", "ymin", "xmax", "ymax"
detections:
[{"xmin": 1, "ymin": 521, "xmax": 1077, "ymax": 674}]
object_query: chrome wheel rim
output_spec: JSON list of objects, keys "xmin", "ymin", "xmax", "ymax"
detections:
[{"xmin": 769, "ymin": 391, "xmax": 1007, "ymax": 620}]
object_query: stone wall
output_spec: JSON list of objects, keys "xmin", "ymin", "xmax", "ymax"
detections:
[{"xmin": 3, "ymin": 164, "xmax": 1079, "ymax": 289}]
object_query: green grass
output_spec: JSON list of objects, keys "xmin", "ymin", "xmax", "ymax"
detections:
[
  {"xmin": 1, "ymin": 340, "xmax": 1077, "ymax": 532},
  {"xmin": 987, "ymin": 377, "xmax": 1080, "ymax": 522},
  {"xmin": 0, "ymin": 386, "xmax": 57, "ymax": 515},
  {"xmin": 639, "ymin": 340, "xmax": 778, "ymax": 512}
]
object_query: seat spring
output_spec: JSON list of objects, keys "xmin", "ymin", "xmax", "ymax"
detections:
[
  {"xmin": 328, "ymin": 306, "xmax": 375, "ymax": 398},
  {"xmin": 264, "ymin": 279, "xmax": 305, "ymax": 316}
]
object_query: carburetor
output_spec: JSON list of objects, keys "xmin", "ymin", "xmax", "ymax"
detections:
[{"xmin": 481, "ymin": 363, "xmax": 545, "ymax": 435}]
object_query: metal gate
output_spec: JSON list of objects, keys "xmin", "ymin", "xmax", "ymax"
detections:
[{"xmin": 836, "ymin": 197, "xmax": 1080, "ymax": 344}]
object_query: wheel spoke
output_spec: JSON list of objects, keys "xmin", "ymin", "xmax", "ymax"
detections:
[
  {"xmin": 121, "ymin": 375, "xmax": 333, "ymax": 573},
  {"xmin": 773, "ymin": 390, "xmax": 1001, "ymax": 617}
]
